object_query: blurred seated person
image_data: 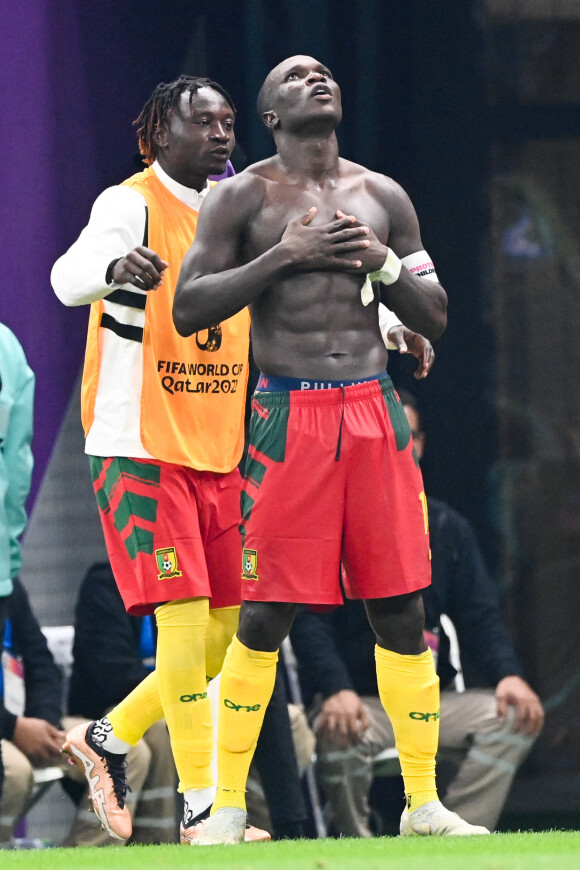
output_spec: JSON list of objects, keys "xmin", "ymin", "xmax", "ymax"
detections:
[
  {"xmin": 290, "ymin": 391, "xmax": 544, "ymax": 836},
  {"xmin": 0, "ymin": 322, "xmax": 36, "ymax": 802},
  {"xmin": 62, "ymin": 562, "xmax": 177, "ymax": 846},
  {"xmin": 0, "ymin": 578, "xmax": 64, "ymax": 846}
]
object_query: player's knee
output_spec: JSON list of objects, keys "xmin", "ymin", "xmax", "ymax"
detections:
[
  {"xmin": 238, "ymin": 601, "xmax": 295, "ymax": 651},
  {"xmin": 367, "ymin": 592, "xmax": 425, "ymax": 654}
]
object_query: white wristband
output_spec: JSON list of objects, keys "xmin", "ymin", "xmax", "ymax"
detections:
[
  {"xmin": 378, "ymin": 303, "xmax": 403, "ymax": 350},
  {"xmin": 369, "ymin": 248, "xmax": 402, "ymax": 285},
  {"xmin": 360, "ymin": 248, "xmax": 438, "ymax": 307}
]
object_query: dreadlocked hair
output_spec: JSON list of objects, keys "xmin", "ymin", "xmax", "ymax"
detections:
[{"xmin": 134, "ymin": 75, "xmax": 236, "ymax": 166}]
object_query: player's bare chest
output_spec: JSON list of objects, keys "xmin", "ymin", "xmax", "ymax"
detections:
[{"xmin": 247, "ymin": 183, "xmax": 390, "ymax": 253}]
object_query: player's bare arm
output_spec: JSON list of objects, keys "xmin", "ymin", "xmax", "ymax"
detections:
[
  {"xmin": 379, "ymin": 179, "xmax": 447, "ymax": 340},
  {"xmin": 173, "ymin": 173, "xmax": 372, "ymax": 336},
  {"xmin": 336, "ymin": 176, "xmax": 447, "ymax": 342}
]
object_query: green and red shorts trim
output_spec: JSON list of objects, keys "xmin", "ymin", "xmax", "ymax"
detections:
[
  {"xmin": 89, "ymin": 456, "xmax": 242, "ymax": 615},
  {"xmin": 240, "ymin": 374, "xmax": 431, "ymax": 605}
]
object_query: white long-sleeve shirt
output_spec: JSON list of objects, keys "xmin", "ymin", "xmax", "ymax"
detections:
[{"xmin": 51, "ymin": 162, "xmax": 212, "ymax": 458}]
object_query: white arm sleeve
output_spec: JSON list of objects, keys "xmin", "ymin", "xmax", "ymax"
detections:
[
  {"xmin": 400, "ymin": 250, "xmax": 439, "ymax": 283},
  {"xmin": 51, "ymin": 185, "xmax": 147, "ymax": 306},
  {"xmin": 378, "ymin": 303, "xmax": 403, "ymax": 351},
  {"xmin": 377, "ymin": 249, "xmax": 439, "ymax": 349}
]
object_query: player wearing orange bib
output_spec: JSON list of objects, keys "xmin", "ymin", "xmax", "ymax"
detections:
[{"xmin": 51, "ymin": 76, "xmax": 256, "ymax": 844}]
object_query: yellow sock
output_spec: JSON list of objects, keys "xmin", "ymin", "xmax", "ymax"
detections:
[
  {"xmin": 206, "ymin": 606, "xmax": 240, "ymax": 681},
  {"xmin": 212, "ymin": 635, "xmax": 278, "ymax": 813},
  {"xmin": 375, "ymin": 644, "xmax": 440, "ymax": 811},
  {"xmin": 155, "ymin": 597, "xmax": 212, "ymax": 792},
  {"xmin": 107, "ymin": 670, "xmax": 163, "ymax": 745}
]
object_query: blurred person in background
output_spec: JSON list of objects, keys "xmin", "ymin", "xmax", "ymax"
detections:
[
  {"xmin": 0, "ymin": 578, "xmax": 64, "ymax": 846},
  {"xmin": 0, "ymin": 323, "xmax": 35, "ymax": 804}
]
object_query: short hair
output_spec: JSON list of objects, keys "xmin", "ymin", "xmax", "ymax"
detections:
[{"xmin": 134, "ymin": 75, "xmax": 236, "ymax": 165}]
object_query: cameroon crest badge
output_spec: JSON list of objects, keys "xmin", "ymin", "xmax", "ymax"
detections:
[
  {"xmin": 242, "ymin": 548, "xmax": 259, "ymax": 581},
  {"xmin": 155, "ymin": 547, "xmax": 183, "ymax": 580}
]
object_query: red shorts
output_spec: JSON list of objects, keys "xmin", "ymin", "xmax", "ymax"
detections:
[
  {"xmin": 240, "ymin": 376, "xmax": 431, "ymax": 605},
  {"xmin": 89, "ymin": 456, "xmax": 242, "ymax": 615}
]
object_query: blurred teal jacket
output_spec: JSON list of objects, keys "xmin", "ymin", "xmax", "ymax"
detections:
[{"xmin": 0, "ymin": 324, "xmax": 34, "ymax": 597}]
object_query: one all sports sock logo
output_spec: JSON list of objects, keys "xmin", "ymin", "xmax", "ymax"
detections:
[
  {"xmin": 224, "ymin": 698, "xmax": 261, "ymax": 712},
  {"xmin": 409, "ymin": 710, "xmax": 440, "ymax": 722},
  {"xmin": 180, "ymin": 692, "xmax": 208, "ymax": 703}
]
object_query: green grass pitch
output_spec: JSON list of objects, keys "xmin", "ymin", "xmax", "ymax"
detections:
[{"xmin": 1, "ymin": 831, "xmax": 580, "ymax": 870}]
